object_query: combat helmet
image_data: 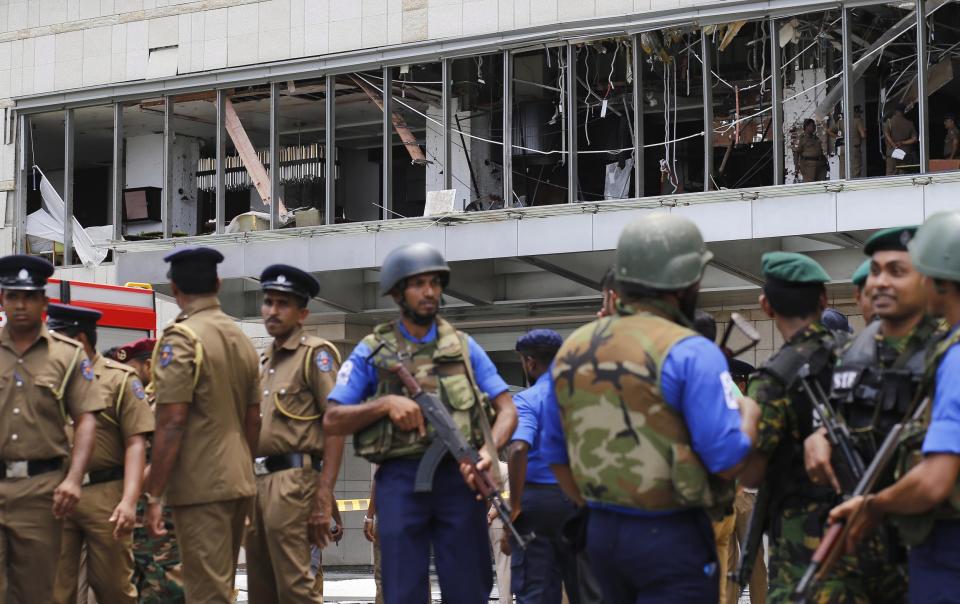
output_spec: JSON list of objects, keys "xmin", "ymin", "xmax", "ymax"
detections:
[
  {"xmin": 379, "ymin": 242, "xmax": 451, "ymax": 296},
  {"xmin": 614, "ymin": 214, "xmax": 713, "ymax": 290},
  {"xmin": 909, "ymin": 211, "xmax": 960, "ymax": 282}
]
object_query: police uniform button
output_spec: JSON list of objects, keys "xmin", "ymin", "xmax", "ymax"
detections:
[
  {"xmin": 279, "ymin": 388, "xmax": 287, "ymax": 395},
  {"xmin": 16, "ymin": 358, "xmax": 22, "ymax": 364},
  {"xmin": 15, "ymin": 381, "xmax": 22, "ymax": 387},
  {"xmin": 10, "ymin": 434, "xmax": 18, "ymax": 441},
  {"xmin": 12, "ymin": 408, "xmax": 19, "ymax": 415},
  {"xmin": 268, "ymin": 368, "xmax": 275, "ymax": 375},
  {"xmin": 263, "ymin": 390, "xmax": 270, "ymax": 396}
]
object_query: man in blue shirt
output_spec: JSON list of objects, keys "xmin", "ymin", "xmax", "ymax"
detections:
[
  {"xmin": 504, "ymin": 329, "xmax": 601, "ymax": 604},
  {"xmin": 831, "ymin": 211, "xmax": 960, "ymax": 603},
  {"xmin": 323, "ymin": 242, "xmax": 517, "ymax": 604},
  {"xmin": 540, "ymin": 214, "xmax": 761, "ymax": 603}
]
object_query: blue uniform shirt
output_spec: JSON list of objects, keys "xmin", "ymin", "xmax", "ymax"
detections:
[
  {"xmin": 329, "ymin": 320, "xmax": 509, "ymax": 405},
  {"xmin": 510, "ymin": 371, "xmax": 558, "ymax": 485},
  {"xmin": 923, "ymin": 332, "xmax": 960, "ymax": 456},
  {"xmin": 540, "ymin": 334, "xmax": 751, "ymax": 514}
]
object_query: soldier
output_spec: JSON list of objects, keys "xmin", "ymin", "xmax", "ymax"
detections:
[
  {"xmin": 793, "ymin": 119, "xmax": 827, "ymax": 182},
  {"xmin": 244, "ymin": 264, "xmax": 346, "ymax": 603},
  {"xmin": 504, "ymin": 329, "xmax": 601, "ymax": 604},
  {"xmin": 830, "ymin": 211, "xmax": 960, "ymax": 602},
  {"xmin": 884, "ymin": 104, "xmax": 918, "ymax": 175},
  {"xmin": 852, "ymin": 259, "xmax": 874, "ymax": 325},
  {"xmin": 540, "ymin": 214, "xmax": 761, "ymax": 602},
  {"xmin": 116, "ymin": 337, "xmax": 185, "ymax": 604},
  {"xmin": 944, "ymin": 114, "xmax": 960, "ymax": 160},
  {"xmin": 736, "ymin": 252, "xmax": 861, "ymax": 602},
  {"xmin": 142, "ymin": 247, "xmax": 261, "ymax": 604},
  {"xmin": 48, "ymin": 304, "xmax": 154, "ymax": 604},
  {"xmin": 323, "ymin": 242, "xmax": 517, "ymax": 604},
  {"xmin": 0, "ymin": 255, "xmax": 105, "ymax": 603}
]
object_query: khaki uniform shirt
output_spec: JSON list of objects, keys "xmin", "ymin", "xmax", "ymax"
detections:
[
  {"xmin": 152, "ymin": 297, "xmax": 260, "ymax": 507},
  {"xmin": 795, "ymin": 133, "xmax": 824, "ymax": 160},
  {"xmin": 0, "ymin": 325, "xmax": 105, "ymax": 461},
  {"xmin": 89, "ymin": 353, "xmax": 154, "ymax": 472},
  {"xmin": 945, "ymin": 127, "xmax": 960, "ymax": 158},
  {"xmin": 257, "ymin": 328, "xmax": 339, "ymax": 457},
  {"xmin": 885, "ymin": 114, "xmax": 917, "ymax": 149},
  {"xmin": 838, "ymin": 117, "xmax": 864, "ymax": 147}
]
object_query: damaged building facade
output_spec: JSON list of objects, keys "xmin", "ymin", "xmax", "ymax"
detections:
[{"xmin": 4, "ymin": 0, "xmax": 960, "ymax": 563}]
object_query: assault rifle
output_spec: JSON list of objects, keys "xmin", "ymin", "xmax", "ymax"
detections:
[
  {"xmin": 796, "ymin": 363, "xmax": 866, "ymax": 495},
  {"xmin": 792, "ymin": 397, "xmax": 930, "ymax": 603},
  {"xmin": 391, "ymin": 364, "xmax": 534, "ymax": 549}
]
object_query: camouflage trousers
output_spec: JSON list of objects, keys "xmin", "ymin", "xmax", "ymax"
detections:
[
  {"xmin": 133, "ymin": 500, "xmax": 185, "ymax": 604},
  {"xmin": 768, "ymin": 503, "xmax": 907, "ymax": 604}
]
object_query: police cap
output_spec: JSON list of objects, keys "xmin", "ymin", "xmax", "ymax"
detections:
[
  {"xmin": 515, "ymin": 329, "xmax": 564, "ymax": 355},
  {"xmin": 761, "ymin": 252, "xmax": 831, "ymax": 286},
  {"xmin": 821, "ymin": 308, "xmax": 852, "ymax": 333},
  {"xmin": 116, "ymin": 337, "xmax": 156, "ymax": 362},
  {"xmin": 46, "ymin": 303, "xmax": 102, "ymax": 333},
  {"xmin": 851, "ymin": 259, "xmax": 870, "ymax": 289},
  {"xmin": 863, "ymin": 226, "xmax": 917, "ymax": 256},
  {"xmin": 260, "ymin": 264, "xmax": 319, "ymax": 300},
  {"xmin": 0, "ymin": 254, "xmax": 54, "ymax": 291},
  {"xmin": 163, "ymin": 247, "xmax": 224, "ymax": 294},
  {"xmin": 728, "ymin": 358, "xmax": 755, "ymax": 380}
]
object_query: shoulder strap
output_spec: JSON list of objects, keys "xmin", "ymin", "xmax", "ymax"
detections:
[
  {"xmin": 99, "ymin": 369, "xmax": 130, "ymax": 428},
  {"xmin": 52, "ymin": 344, "xmax": 82, "ymax": 421},
  {"xmin": 151, "ymin": 323, "xmax": 204, "ymax": 388},
  {"xmin": 457, "ymin": 332, "xmax": 504, "ymax": 489},
  {"xmin": 274, "ymin": 339, "xmax": 343, "ymax": 422}
]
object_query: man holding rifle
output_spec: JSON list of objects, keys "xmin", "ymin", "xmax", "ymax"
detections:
[
  {"xmin": 831, "ymin": 211, "xmax": 960, "ymax": 603},
  {"xmin": 323, "ymin": 242, "xmax": 517, "ymax": 604}
]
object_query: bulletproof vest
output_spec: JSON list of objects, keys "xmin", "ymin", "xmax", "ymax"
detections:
[
  {"xmin": 353, "ymin": 319, "xmax": 493, "ymax": 463},
  {"xmin": 551, "ymin": 308, "xmax": 733, "ymax": 518},
  {"xmin": 890, "ymin": 327, "xmax": 960, "ymax": 546},
  {"xmin": 831, "ymin": 318, "xmax": 937, "ymax": 459}
]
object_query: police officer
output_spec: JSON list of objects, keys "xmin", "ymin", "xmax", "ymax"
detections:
[
  {"xmin": 944, "ymin": 114, "xmax": 959, "ymax": 160},
  {"xmin": 505, "ymin": 329, "xmax": 601, "ymax": 604},
  {"xmin": 49, "ymin": 304, "xmax": 154, "ymax": 604},
  {"xmin": 884, "ymin": 104, "xmax": 918, "ymax": 175},
  {"xmin": 794, "ymin": 119, "xmax": 827, "ymax": 182},
  {"xmin": 830, "ymin": 107, "xmax": 867, "ymax": 180},
  {"xmin": 245, "ymin": 264, "xmax": 346, "ymax": 603},
  {"xmin": 0, "ymin": 255, "xmax": 105, "ymax": 603},
  {"xmin": 323, "ymin": 242, "xmax": 517, "ymax": 604},
  {"xmin": 142, "ymin": 247, "xmax": 261, "ymax": 603},
  {"xmin": 737, "ymin": 252, "xmax": 868, "ymax": 601},
  {"xmin": 541, "ymin": 214, "xmax": 761, "ymax": 602},
  {"xmin": 116, "ymin": 337, "xmax": 186, "ymax": 604},
  {"xmin": 830, "ymin": 211, "xmax": 960, "ymax": 602},
  {"xmin": 852, "ymin": 259, "xmax": 874, "ymax": 325},
  {"xmin": 821, "ymin": 308, "xmax": 853, "ymax": 334}
]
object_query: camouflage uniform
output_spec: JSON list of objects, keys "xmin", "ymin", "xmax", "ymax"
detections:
[
  {"xmin": 133, "ymin": 499, "xmax": 184, "ymax": 604},
  {"xmin": 751, "ymin": 323, "xmax": 902, "ymax": 603}
]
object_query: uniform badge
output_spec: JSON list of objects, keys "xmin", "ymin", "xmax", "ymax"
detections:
[
  {"xmin": 80, "ymin": 359, "xmax": 94, "ymax": 381},
  {"xmin": 316, "ymin": 350, "xmax": 333, "ymax": 372},
  {"xmin": 159, "ymin": 344, "xmax": 174, "ymax": 368},
  {"xmin": 116, "ymin": 348, "xmax": 128, "ymax": 361},
  {"xmin": 131, "ymin": 378, "xmax": 146, "ymax": 400}
]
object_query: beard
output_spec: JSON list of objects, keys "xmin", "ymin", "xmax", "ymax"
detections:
[{"xmin": 401, "ymin": 302, "xmax": 438, "ymax": 326}]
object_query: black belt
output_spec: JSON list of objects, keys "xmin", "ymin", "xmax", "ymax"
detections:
[
  {"xmin": 0, "ymin": 457, "xmax": 63, "ymax": 480},
  {"xmin": 83, "ymin": 466, "xmax": 124, "ymax": 486},
  {"xmin": 255, "ymin": 453, "xmax": 322, "ymax": 476}
]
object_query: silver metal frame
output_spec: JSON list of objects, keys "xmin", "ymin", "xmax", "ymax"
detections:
[
  {"xmin": 566, "ymin": 43, "xmax": 577, "ymax": 203},
  {"xmin": 162, "ymin": 98, "xmax": 173, "ymax": 239},
  {"xmin": 632, "ymin": 34, "xmax": 643, "ymax": 198},
  {"xmin": 841, "ymin": 7, "xmax": 854, "ymax": 180},
  {"xmin": 701, "ymin": 29, "xmax": 714, "ymax": 192},
  {"xmin": 770, "ymin": 15, "xmax": 784, "ymax": 186},
  {"xmin": 382, "ymin": 66, "xmax": 393, "ymax": 220},
  {"xmin": 215, "ymin": 90, "xmax": 226, "ymax": 234},
  {"xmin": 325, "ymin": 74, "xmax": 336, "ymax": 226},
  {"xmin": 15, "ymin": 114, "xmax": 27, "ymax": 253},
  {"xmin": 269, "ymin": 82, "xmax": 281, "ymax": 229},
  {"xmin": 442, "ymin": 59, "xmax": 453, "ymax": 191},
  {"xmin": 916, "ymin": 1, "xmax": 929, "ymax": 174},
  {"xmin": 63, "ymin": 108, "xmax": 74, "ymax": 265},
  {"xmin": 111, "ymin": 104, "xmax": 124, "ymax": 241}
]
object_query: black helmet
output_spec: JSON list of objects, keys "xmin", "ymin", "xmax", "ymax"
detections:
[{"xmin": 378, "ymin": 243, "xmax": 451, "ymax": 296}]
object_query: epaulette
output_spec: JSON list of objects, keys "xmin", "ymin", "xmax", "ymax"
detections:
[
  {"xmin": 102, "ymin": 358, "xmax": 136, "ymax": 375},
  {"xmin": 50, "ymin": 330, "xmax": 84, "ymax": 349}
]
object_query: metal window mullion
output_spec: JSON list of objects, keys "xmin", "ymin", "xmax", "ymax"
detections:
[
  {"xmin": 503, "ymin": 50, "xmax": 513, "ymax": 208},
  {"xmin": 383, "ymin": 66, "xmax": 393, "ymax": 220},
  {"xmin": 63, "ymin": 109, "xmax": 74, "ymax": 266},
  {"xmin": 632, "ymin": 34, "xmax": 643, "ymax": 199},
  {"xmin": 841, "ymin": 8, "xmax": 854, "ymax": 181},
  {"xmin": 701, "ymin": 30, "xmax": 713, "ymax": 193},
  {"xmin": 770, "ymin": 16, "xmax": 784, "ymax": 186},
  {"xmin": 162, "ymin": 98, "xmax": 173, "ymax": 239},
  {"xmin": 916, "ymin": 2, "xmax": 929, "ymax": 174},
  {"xmin": 215, "ymin": 90, "xmax": 226, "ymax": 234},
  {"xmin": 325, "ymin": 74, "xmax": 336, "ymax": 226},
  {"xmin": 442, "ymin": 59, "xmax": 452, "ymax": 190},
  {"xmin": 269, "ymin": 82, "xmax": 280, "ymax": 230},
  {"xmin": 566, "ymin": 43, "xmax": 577, "ymax": 203},
  {"xmin": 111, "ymin": 104, "xmax": 124, "ymax": 241},
  {"xmin": 15, "ymin": 114, "xmax": 27, "ymax": 253}
]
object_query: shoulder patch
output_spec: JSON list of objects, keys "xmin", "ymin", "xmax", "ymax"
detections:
[
  {"xmin": 159, "ymin": 344, "xmax": 174, "ymax": 368},
  {"xmin": 131, "ymin": 378, "xmax": 146, "ymax": 400},
  {"xmin": 336, "ymin": 359, "xmax": 354, "ymax": 387},
  {"xmin": 316, "ymin": 349, "xmax": 334, "ymax": 372},
  {"xmin": 80, "ymin": 358, "xmax": 95, "ymax": 381}
]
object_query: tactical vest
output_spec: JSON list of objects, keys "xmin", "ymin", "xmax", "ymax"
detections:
[
  {"xmin": 890, "ymin": 327, "xmax": 960, "ymax": 546},
  {"xmin": 551, "ymin": 308, "xmax": 733, "ymax": 518},
  {"xmin": 353, "ymin": 319, "xmax": 494, "ymax": 464},
  {"xmin": 757, "ymin": 325, "xmax": 842, "ymax": 522},
  {"xmin": 831, "ymin": 317, "xmax": 939, "ymax": 460}
]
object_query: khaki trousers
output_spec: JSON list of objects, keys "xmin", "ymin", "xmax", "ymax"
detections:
[
  {"xmin": 245, "ymin": 469, "xmax": 321, "ymax": 604},
  {"xmin": 713, "ymin": 511, "xmax": 736, "ymax": 600},
  {"xmin": 53, "ymin": 479, "xmax": 136, "ymax": 604},
  {"xmin": 0, "ymin": 470, "xmax": 65, "ymax": 604},
  {"xmin": 171, "ymin": 497, "xmax": 251, "ymax": 604},
  {"xmin": 726, "ymin": 490, "xmax": 767, "ymax": 604}
]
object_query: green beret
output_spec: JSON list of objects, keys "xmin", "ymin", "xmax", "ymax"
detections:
[
  {"xmin": 761, "ymin": 251, "xmax": 831, "ymax": 285},
  {"xmin": 863, "ymin": 226, "xmax": 917, "ymax": 256},
  {"xmin": 851, "ymin": 259, "xmax": 870, "ymax": 288}
]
